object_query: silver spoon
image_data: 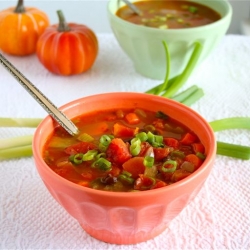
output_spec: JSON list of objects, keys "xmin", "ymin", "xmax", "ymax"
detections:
[
  {"xmin": 0, "ymin": 53, "xmax": 79, "ymax": 136},
  {"xmin": 121, "ymin": 0, "xmax": 142, "ymax": 16}
]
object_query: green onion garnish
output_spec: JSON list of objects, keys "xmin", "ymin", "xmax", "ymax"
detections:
[
  {"xmin": 92, "ymin": 158, "xmax": 112, "ymax": 171},
  {"xmin": 130, "ymin": 138, "xmax": 141, "ymax": 156},
  {"xmin": 136, "ymin": 132, "xmax": 148, "ymax": 142},
  {"xmin": 161, "ymin": 160, "xmax": 177, "ymax": 173},
  {"xmin": 143, "ymin": 156, "xmax": 154, "ymax": 168},
  {"xmin": 99, "ymin": 135, "xmax": 114, "ymax": 152},
  {"xmin": 118, "ymin": 171, "xmax": 134, "ymax": 184}
]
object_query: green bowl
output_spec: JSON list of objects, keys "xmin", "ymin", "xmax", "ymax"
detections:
[{"xmin": 108, "ymin": 0, "xmax": 232, "ymax": 80}]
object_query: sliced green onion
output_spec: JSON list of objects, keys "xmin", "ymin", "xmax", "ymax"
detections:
[
  {"xmin": 0, "ymin": 117, "xmax": 43, "ymax": 127},
  {"xmin": 162, "ymin": 41, "xmax": 203, "ymax": 98},
  {"xmin": 136, "ymin": 132, "xmax": 148, "ymax": 142},
  {"xmin": 143, "ymin": 156, "xmax": 154, "ymax": 168},
  {"xmin": 99, "ymin": 135, "xmax": 114, "ymax": 152},
  {"xmin": 118, "ymin": 171, "xmax": 134, "ymax": 184},
  {"xmin": 130, "ymin": 138, "xmax": 141, "ymax": 156},
  {"xmin": 118, "ymin": 174, "xmax": 134, "ymax": 184},
  {"xmin": 161, "ymin": 160, "xmax": 177, "ymax": 173},
  {"xmin": 82, "ymin": 150, "xmax": 98, "ymax": 161},
  {"xmin": 69, "ymin": 153, "xmax": 84, "ymax": 165},
  {"xmin": 92, "ymin": 158, "xmax": 112, "ymax": 171},
  {"xmin": 216, "ymin": 141, "xmax": 250, "ymax": 160},
  {"xmin": 209, "ymin": 117, "xmax": 250, "ymax": 132},
  {"xmin": 0, "ymin": 145, "xmax": 32, "ymax": 161},
  {"xmin": 147, "ymin": 131, "xmax": 164, "ymax": 147}
]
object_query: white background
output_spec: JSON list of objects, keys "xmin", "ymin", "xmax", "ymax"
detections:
[{"xmin": 0, "ymin": 0, "xmax": 249, "ymax": 34}]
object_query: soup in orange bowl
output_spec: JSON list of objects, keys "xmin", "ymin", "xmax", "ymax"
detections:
[{"xmin": 33, "ymin": 92, "xmax": 216, "ymax": 244}]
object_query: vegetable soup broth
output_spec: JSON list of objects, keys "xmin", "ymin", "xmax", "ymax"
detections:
[
  {"xmin": 43, "ymin": 108, "xmax": 206, "ymax": 192},
  {"xmin": 116, "ymin": 0, "xmax": 221, "ymax": 29}
]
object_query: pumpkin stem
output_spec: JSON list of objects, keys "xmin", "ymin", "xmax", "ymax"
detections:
[
  {"xmin": 14, "ymin": 0, "xmax": 25, "ymax": 13},
  {"xmin": 57, "ymin": 10, "xmax": 71, "ymax": 32}
]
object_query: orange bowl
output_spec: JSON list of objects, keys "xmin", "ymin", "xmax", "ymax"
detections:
[{"xmin": 33, "ymin": 92, "xmax": 216, "ymax": 244}]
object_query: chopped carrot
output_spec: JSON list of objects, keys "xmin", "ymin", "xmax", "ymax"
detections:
[
  {"xmin": 154, "ymin": 147, "xmax": 171, "ymax": 161},
  {"xmin": 113, "ymin": 123, "xmax": 138, "ymax": 138},
  {"xmin": 122, "ymin": 157, "xmax": 145, "ymax": 179},
  {"xmin": 164, "ymin": 137, "xmax": 179, "ymax": 148},
  {"xmin": 125, "ymin": 112, "xmax": 140, "ymax": 125},
  {"xmin": 180, "ymin": 132, "xmax": 198, "ymax": 145},
  {"xmin": 171, "ymin": 169, "xmax": 191, "ymax": 182},
  {"xmin": 151, "ymin": 180, "xmax": 167, "ymax": 189},
  {"xmin": 184, "ymin": 154, "xmax": 203, "ymax": 169},
  {"xmin": 192, "ymin": 143, "xmax": 205, "ymax": 154}
]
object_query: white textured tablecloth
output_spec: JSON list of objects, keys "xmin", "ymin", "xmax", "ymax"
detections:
[{"xmin": 0, "ymin": 34, "xmax": 250, "ymax": 249}]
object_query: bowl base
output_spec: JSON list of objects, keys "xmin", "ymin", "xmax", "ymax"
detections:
[{"xmin": 80, "ymin": 223, "xmax": 168, "ymax": 245}]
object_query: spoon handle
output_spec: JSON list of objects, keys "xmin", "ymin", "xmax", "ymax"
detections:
[
  {"xmin": 121, "ymin": 0, "xmax": 142, "ymax": 16},
  {"xmin": 0, "ymin": 53, "xmax": 79, "ymax": 136}
]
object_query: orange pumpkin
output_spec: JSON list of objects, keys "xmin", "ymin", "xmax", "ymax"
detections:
[
  {"xmin": 36, "ymin": 10, "xmax": 98, "ymax": 76},
  {"xmin": 0, "ymin": 0, "xmax": 49, "ymax": 56}
]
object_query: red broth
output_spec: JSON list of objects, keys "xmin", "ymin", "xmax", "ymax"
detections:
[
  {"xmin": 116, "ymin": 0, "xmax": 221, "ymax": 29},
  {"xmin": 43, "ymin": 108, "xmax": 206, "ymax": 192}
]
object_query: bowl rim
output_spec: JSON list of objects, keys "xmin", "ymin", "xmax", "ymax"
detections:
[
  {"xmin": 107, "ymin": 0, "xmax": 233, "ymax": 34},
  {"xmin": 33, "ymin": 92, "xmax": 217, "ymax": 198}
]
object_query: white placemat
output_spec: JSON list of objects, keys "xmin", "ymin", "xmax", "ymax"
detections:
[{"xmin": 0, "ymin": 34, "xmax": 250, "ymax": 249}]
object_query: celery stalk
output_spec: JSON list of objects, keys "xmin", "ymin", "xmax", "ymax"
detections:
[
  {"xmin": 0, "ymin": 117, "xmax": 43, "ymax": 127},
  {"xmin": 0, "ymin": 145, "xmax": 33, "ymax": 161},
  {"xmin": 216, "ymin": 141, "xmax": 250, "ymax": 160},
  {"xmin": 0, "ymin": 135, "xmax": 33, "ymax": 150},
  {"xmin": 209, "ymin": 117, "xmax": 250, "ymax": 132},
  {"xmin": 181, "ymin": 88, "xmax": 204, "ymax": 106},
  {"xmin": 171, "ymin": 85, "xmax": 198, "ymax": 102},
  {"xmin": 162, "ymin": 41, "xmax": 203, "ymax": 98}
]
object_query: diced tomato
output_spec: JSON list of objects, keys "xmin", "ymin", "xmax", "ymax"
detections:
[
  {"xmin": 184, "ymin": 154, "xmax": 203, "ymax": 169},
  {"xmin": 106, "ymin": 138, "xmax": 132, "ymax": 165},
  {"xmin": 153, "ymin": 147, "xmax": 171, "ymax": 161},
  {"xmin": 180, "ymin": 132, "xmax": 198, "ymax": 145},
  {"xmin": 108, "ymin": 164, "xmax": 121, "ymax": 177},
  {"xmin": 152, "ymin": 119, "xmax": 164, "ymax": 129},
  {"xmin": 125, "ymin": 112, "xmax": 140, "ymax": 125},
  {"xmin": 122, "ymin": 157, "xmax": 145, "ymax": 179},
  {"xmin": 164, "ymin": 137, "xmax": 179, "ymax": 148},
  {"xmin": 64, "ymin": 141, "xmax": 97, "ymax": 155},
  {"xmin": 171, "ymin": 169, "xmax": 191, "ymax": 182},
  {"xmin": 151, "ymin": 180, "xmax": 167, "ymax": 189},
  {"xmin": 138, "ymin": 142, "xmax": 152, "ymax": 157},
  {"xmin": 191, "ymin": 143, "xmax": 205, "ymax": 154},
  {"xmin": 113, "ymin": 123, "xmax": 138, "ymax": 138},
  {"xmin": 134, "ymin": 174, "xmax": 156, "ymax": 190}
]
